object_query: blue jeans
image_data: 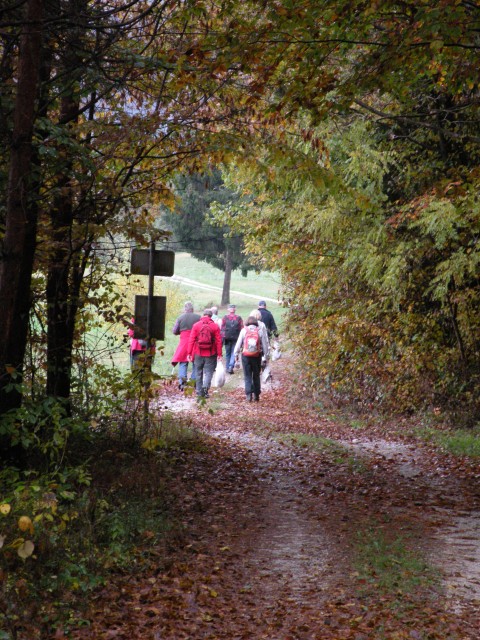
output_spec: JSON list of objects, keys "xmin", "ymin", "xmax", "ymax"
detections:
[
  {"xmin": 193, "ymin": 355, "xmax": 217, "ymax": 396},
  {"xmin": 178, "ymin": 361, "xmax": 196, "ymax": 384},
  {"xmin": 224, "ymin": 340, "xmax": 237, "ymax": 372}
]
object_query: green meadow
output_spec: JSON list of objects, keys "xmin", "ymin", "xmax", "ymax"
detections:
[{"xmin": 104, "ymin": 253, "xmax": 283, "ymax": 376}]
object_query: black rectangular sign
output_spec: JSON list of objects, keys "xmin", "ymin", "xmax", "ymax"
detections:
[
  {"xmin": 130, "ymin": 249, "xmax": 175, "ymax": 276},
  {"xmin": 134, "ymin": 295, "xmax": 167, "ymax": 340}
]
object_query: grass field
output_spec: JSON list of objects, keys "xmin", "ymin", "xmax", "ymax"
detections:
[{"xmin": 107, "ymin": 253, "xmax": 284, "ymax": 377}]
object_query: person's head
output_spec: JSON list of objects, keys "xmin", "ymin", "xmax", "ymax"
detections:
[
  {"xmin": 184, "ymin": 301, "xmax": 194, "ymax": 313},
  {"xmin": 211, "ymin": 305, "xmax": 218, "ymax": 315},
  {"xmin": 246, "ymin": 315, "xmax": 258, "ymax": 326},
  {"xmin": 203, "ymin": 308, "xmax": 213, "ymax": 317},
  {"xmin": 227, "ymin": 304, "xmax": 236, "ymax": 313},
  {"xmin": 250, "ymin": 309, "xmax": 262, "ymax": 321},
  {"xmin": 258, "ymin": 300, "xmax": 266, "ymax": 308}
]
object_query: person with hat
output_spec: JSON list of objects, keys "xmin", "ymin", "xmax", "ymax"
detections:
[
  {"xmin": 257, "ymin": 300, "xmax": 279, "ymax": 339},
  {"xmin": 220, "ymin": 303, "xmax": 243, "ymax": 374}
]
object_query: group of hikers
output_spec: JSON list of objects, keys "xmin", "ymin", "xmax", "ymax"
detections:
[{"xmin": 170, "ymin": 300, "xmax": 279, "ymax": 401}]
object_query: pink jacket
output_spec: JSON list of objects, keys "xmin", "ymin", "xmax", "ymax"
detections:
[{"xmin": 128, "ymin": 318, "xmax": 155, "ymax": 353}]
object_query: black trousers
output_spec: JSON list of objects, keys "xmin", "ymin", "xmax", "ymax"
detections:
[{"xmin": 241, "ymin": 354, "xmax": 262, "ymax": 398}]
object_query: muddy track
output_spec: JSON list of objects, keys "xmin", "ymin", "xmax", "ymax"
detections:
[{"xmin": 73, "ymin": 355, "xmax": 480, "ymax": 639}]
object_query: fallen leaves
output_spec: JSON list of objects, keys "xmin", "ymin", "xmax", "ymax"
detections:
[{"xmin": 68, "ymin": 355, "xmax": 479, "ymax": 639}]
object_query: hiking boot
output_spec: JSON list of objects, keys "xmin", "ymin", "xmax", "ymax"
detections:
[
  {"xmin": 254, "ymin": 395, "xmax": 260, "ymax": 401},
  {"xmin": 202, "ymin": 388, "xmax": 210, "ymax": 399},
  {"xmin": 246, "ymin": 393, "xmax": 252, "ymax": 402}
]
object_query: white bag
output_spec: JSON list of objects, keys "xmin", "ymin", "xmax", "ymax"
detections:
[
  {"xmin": 271, "ymin": 341, "xmax": 282, "ymax": 361},
  {"xmin": 262, "ymin": 365, "xmax": 272, "ymax": 384},
  {"xmin": 211, "ymin": 360, "xmax": 226, "ymax": 388}
]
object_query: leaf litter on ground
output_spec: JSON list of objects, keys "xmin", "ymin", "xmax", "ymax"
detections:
[{"xmin": 70, "ymin": 352, "xmax": 479, "ymax": 639}]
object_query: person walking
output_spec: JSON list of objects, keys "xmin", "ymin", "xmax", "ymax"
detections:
[
  {"xmin": 257, "ymin": 300, "xmax": 279, "ymax": 339},
  {"xmin": 210, "ymin": 305, "xmax": 222, "ymax": 329},
  {"xmin": 249, "ymin": 309, "xmax": 269, "ymax": 346},
  {"xmin": 221, "ymin": 303, "xmax": 243, "ymax": 374},
  {"xmin": 171, "ymin": 302, "xmax": 201, "ymax": 390},
  {"xmin": 187, "ymin": 309, "xmax": 223, "ymax": 398},
  {"xmin": 234, "ymin": 315, "xmax": 269, "ymax": 402},
  {"xmin": 127, "ymin": 317, "xmax": 151, "ymax": 370}
]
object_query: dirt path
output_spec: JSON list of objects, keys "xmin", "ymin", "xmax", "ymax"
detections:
[{"xmin": 73, "ymin": 355, "xmax": 480, "ymax": 639}]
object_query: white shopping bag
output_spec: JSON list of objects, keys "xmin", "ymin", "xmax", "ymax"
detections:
[
  {"xmin": 271, "ymin": 341, "xmax": 282, "ymax": 361},
  {"xmin": 211, "ymin": 360, "xmax": 226, "ymax": 388},
  {"xmin": 262, "ymin": 365, "xmax": 272, "ymax": 384}
]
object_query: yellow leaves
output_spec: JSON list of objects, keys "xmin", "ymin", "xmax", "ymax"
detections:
[
  {"xmin": 18, "ymin": 516, "xmax": 33, "ymax": 533},
  {"xmin": 1, "ymin": 507, "xmax": 37, "ymax": 559},
  {"xmin": 429, "ymin": 39, "xmax": 443, "ymax": 53}
]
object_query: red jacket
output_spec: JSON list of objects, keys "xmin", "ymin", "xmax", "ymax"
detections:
[{"xmin": 187, "ymin": 317, "xmax": 222, "ymax": 358}]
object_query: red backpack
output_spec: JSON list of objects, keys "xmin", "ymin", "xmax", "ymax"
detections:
[
  {"xmin": 197, "ymin": 321, "xmax": 214, "ymax": 350},
  {"xmin": 242, "ymin": 326, "xmax": 261, "ymax": 357}
]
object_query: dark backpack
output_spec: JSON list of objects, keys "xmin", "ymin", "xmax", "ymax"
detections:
[
  {"xmin": 224, "ymin": 315, "xmax": 241, "ymax": 341},
  {"xmin": 242, "ymin": 326, "xmax": 261, "ymax": 357},
  {"xmin": 197, "ymin": 321, "xmax": 214, "ymax": 350}
]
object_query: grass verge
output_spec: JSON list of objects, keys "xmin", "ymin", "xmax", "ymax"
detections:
[
  {"xmin": 417, "ymin": 424, "xmax": 480, "ymax": 458},
  {"xmin": 354, "ymin": 527, "xmax": 437, "ymax": 595}
]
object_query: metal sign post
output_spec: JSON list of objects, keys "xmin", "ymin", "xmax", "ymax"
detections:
[
  {"xmin": 129, "ymin": 244, "xmax": 175, "ymax": 425},
  {"xmin": 147, "ymin": 240, "xmax": 155, "ymax": 341},
  {"xmin": 130, "ymin": 247, "xmax": 174, "ymax": 340}
]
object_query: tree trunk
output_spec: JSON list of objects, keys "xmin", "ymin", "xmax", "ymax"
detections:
[
  {"xmin": 46, "ymin": 235, "xmax": 89, "ymax": 401},
  {"xmin": 0, "ymin": 0, "xmax": 44, "ymax": 414},
  {"xmin": 221, "ymin": 247, "xmax": 232, "ymax": 306},
  {"xmin": 45, "ymin": 91, "xmax": 80, "ymax": 401}
]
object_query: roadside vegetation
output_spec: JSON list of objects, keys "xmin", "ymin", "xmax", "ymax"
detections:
[{"xmin": 0, "ymin": 410, "xmax": 208, "ymax": 638}]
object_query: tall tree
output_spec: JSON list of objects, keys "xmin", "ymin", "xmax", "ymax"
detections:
[
  {"xmin": 164, "ymin": 169, "xmax": 254, "ymax": 306},
  {"xmin": 0, "ymin": 0, "xmax": 44, "ymax": 412}
]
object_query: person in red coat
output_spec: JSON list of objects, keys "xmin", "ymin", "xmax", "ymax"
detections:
[
  {"xmin": 171, "ymin": 302, "xmax": 201, "ymax": 389},
  {"xmin": 127, "ymin": 317, "xmax": 154, "ymax": 370},
  {"xmin": 187, "ymin": 309, "xmax": 223, "ymax": 398}
]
